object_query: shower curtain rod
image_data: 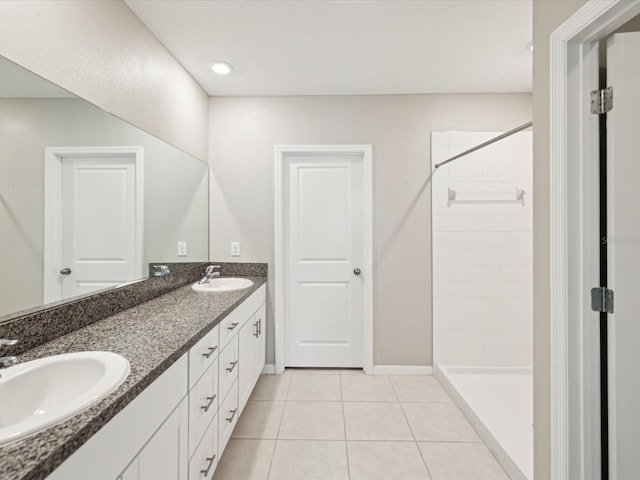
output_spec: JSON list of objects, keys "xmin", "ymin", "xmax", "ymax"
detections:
[{"xmin": 434, "ymin": 121, "xmax": 533, "ymax": 169}]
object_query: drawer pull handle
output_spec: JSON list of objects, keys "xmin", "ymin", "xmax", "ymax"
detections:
[
  {"xmin": 201, "ymin": 395, "xmax": 217, "ymax": 412},
  {"xmin": 227, "ymin": 322, "xmax": 239, "ymax": 331},
  {"xmin": 253, "ymin": 321, "xmax": 259, "ymax": 338},
  {"xmin": 226, "ymin": 408, "xmax": 238, "ymax": 423},
  {"xmin": 202, "ymin": 346, "xmax": 218, "ymax": 359},
  {"xmin": 201, "ymin": 454, "xmax": 217, "ymax": 476},
  {"xmin": 258, "ymin": 318, "xmax": 262, "ymax": 336},
  {"xmin": 226, "ymin": 360, "xmax": 238, "ymax": 372}
]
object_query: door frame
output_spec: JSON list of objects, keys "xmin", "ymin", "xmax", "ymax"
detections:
[
  {"xmin": 274, "ymin": 145, "xmax": 374, "ymax": 375},
  {"xmin": 43, "ymin": 146, "xmax": 145, "ymax": 304},
  {"xmin": 550, "ymin": 1, "xmax": 640, "ymax": 478}
]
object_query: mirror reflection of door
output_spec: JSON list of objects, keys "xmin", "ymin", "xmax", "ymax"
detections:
[{"xmin": 44, "ymin": 147, "xmax": 144, "ymax": 303}]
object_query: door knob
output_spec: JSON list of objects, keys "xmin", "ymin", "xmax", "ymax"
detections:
[
  {"xmin": 353, "ymin": 268, "xmax": 362, "ymax": 276},
  {"xmin": 60, "ymin": 268, "xmax": 72, "ymax": 275}
]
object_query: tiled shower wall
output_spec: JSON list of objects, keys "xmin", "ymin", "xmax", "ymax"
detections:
[{"xmin": 431, "ymin": 132, "xmax": 533, "ymax": 367}]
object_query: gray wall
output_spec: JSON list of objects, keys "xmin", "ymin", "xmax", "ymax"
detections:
[
  {"xmin": 0, "ymin": 98, "xmax": 208, "ymax": 316},
  {"xmin": 0, "ymin": 0, "xmax": 209, "ymax": 161},
  {"xmin": 532, "ymin": 1, "xmax": 587, "ymax": 478},
  {"xmin": 209, "ymin": 93, "xmax": 532, "ymax": 367}
]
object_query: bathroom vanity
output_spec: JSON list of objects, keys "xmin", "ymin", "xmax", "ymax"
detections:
[
  {"xmin": 0, "ymin": 265, "xmax": 267, "ymax": 480},
  {"xmin": 47, "ymin": 282, "xmax": 266, "ymax": 480}
]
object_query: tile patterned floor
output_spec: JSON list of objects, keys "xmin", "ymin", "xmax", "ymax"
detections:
[{"xmin": 213, "ymin": 369, "xmax": 510, "ymax": 480}]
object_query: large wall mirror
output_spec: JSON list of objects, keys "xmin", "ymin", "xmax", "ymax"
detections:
[{"xmin": 0, "ymin": 56, "xmax": 209, "ymax": 319}]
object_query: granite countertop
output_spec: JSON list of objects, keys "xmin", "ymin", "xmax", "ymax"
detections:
[{"xmin": 0, "ymin": 276, "xmax": 267, "ymax": 480}]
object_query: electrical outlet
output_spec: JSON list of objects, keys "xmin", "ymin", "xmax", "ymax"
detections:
[
  {"xmin": 177, "ymin": 241, "xmax": 188, "ymax": 257},
  {"xmin": 230, "ymin": 241, "xmax": 240, "ymax": 257}
]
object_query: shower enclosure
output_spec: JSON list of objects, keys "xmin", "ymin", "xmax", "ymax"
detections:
[{"xmin": 431, "ymin": 129, "xmax": 533, "ymax": 480}]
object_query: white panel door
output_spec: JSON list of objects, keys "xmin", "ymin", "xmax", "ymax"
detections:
[
  {"xmin": 285, "ymin": 155, "xmax": 364, "ymax": 367},
  {"xmin": 607, "ymin": 31, "xmax": 640, "ymax": 479},
  {"xmin": 61, "ymin": 156, "xmax": 139, "ymax": 298}
]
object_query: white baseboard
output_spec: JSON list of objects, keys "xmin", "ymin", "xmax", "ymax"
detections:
[
  {"xmin": 372, "ymin": 365, "xmax": 433, "ymax": 375},
  {"xmin": 262, "ymin": 364, "xmax": 276, "ymax": 374},
  {"xmin": 262, "ymin": 364, "xmax": 433, "ymax": 375}
]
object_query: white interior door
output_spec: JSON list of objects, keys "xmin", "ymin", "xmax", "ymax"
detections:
[
  {"xmin": 606, "ymin": 31, "xmax": 640, "ymax": 479},
  {"xmin": 60, "ymin": 155, "xmax": 140, "ymax": 299},
  {"xmin": 285, "ymin": 154, "xmax": 364, "ymax": 367}
]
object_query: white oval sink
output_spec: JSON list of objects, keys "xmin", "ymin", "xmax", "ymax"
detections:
[
  {"xmin": 192, "ymin": 277, "xmax": 254, "ymax": 293},
  {"xmin": 0, "ymin": 351, "xmax": 130, "ymax": 446}
]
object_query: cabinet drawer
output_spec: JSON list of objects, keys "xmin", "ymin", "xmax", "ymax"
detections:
[
  {"xmin": 189, "ymin": 324, "xmax": 219, "ymax": 388},
  {"xmin": 218, "ymin": 380, "xmax": 238, "ymax": 455},
  {"xmin": 189, "ymin": 358, "xmax": 218, "ymax": 458},
  {"xmin": 218, "ymin": 284, "xmax": 267, "ymax": 348},
  {"xmin": 189, "ymin": 414, "xmax": 218, "ymax": 480},
  {"xmin": 218, "ymin": 336, "xmax": 239, "ymax": 400},
  {"xmin": 218, "ymin": 309, "xmax": 243, "ymax": 349}
]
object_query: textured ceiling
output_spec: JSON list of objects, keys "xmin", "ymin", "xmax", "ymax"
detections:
[{"xmin": 126, "ymin": 0, "xmax": 532, "ymax": 96}]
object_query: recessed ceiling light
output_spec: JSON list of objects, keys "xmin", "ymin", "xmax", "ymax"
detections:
[{"xmin": 210, "ymin": 61, "xmax": 232, "ymax": 75}]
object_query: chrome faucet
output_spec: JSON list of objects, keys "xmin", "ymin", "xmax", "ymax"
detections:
[
  {"xmin": 153, "ymin": 265, "xmax": 171, "ymax": 277},
  {"xmin": 0, "ymin": 339, "xmax": 18, "ymax": 377},
  {"xmin": 198, "ymin": 265, "xmax": 221, "ymax": 284}
]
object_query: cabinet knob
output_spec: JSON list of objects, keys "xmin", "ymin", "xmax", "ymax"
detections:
[
  {"xmin": 353, "ymin": 268, "xmax": 361, "ymax": 276},
  {"xmin": 60, "ymin": 268, "xmax": 72, "ymax": 275}
]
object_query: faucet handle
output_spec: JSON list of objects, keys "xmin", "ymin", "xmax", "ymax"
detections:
[
  {"xmin": 0, "ymin": 339, "xmax": 17, "ymax": 347},
  {"xmin": 205, "ymin": 265, "xmax": 221, "ymax": 273}
]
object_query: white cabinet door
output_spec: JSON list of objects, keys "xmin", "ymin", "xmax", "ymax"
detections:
[
  {"xmin": 138, "ymin": 397, "xmax": 188, "ymax": 480},
  {"xmin": 253, "ymin": 303, "xmax": 266, "ymax": 381},
  {"xmin": 119, "ymin": 458, "xmax": 139, "ymax": 480},
  {"xmin": 238, "ymin": 317, "xmax": 258, "ymax": 414}
]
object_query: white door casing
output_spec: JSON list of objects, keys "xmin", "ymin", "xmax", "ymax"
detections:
[
  {"xmin": 606, "ymin": 31, "xmax": 640, "ymax": 480},
  {"xmin": 44, "ymin": 146, "xmax": 144, "ymax": 303},
  {"xmin": 275, "ymin": 145, "xmax": 373, "ymax": 374},
  {"xmin": 550, "ymin": 1, "xmax": 640, "ymax": 478}
]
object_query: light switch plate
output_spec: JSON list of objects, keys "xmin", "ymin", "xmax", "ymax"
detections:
[
  {"xmin": 230, "ymin": 241, "xmax": 240, "ymax": 257},
  {"xmin": 178, "ymin": 241, "xmax": 188, "ymax": 257}
]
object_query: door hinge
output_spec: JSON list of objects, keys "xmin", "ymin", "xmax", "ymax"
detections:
[
  {"xmin": 590, "ymin": 87, "xmax": 613, "ymax": 114},
  {"xmin": 591, "ymin": 287, "xmax": 614, "ymax": 314}
]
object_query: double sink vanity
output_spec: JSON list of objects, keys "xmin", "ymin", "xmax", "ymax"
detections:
[{"xmin": 0, "ymin": 263, "xmax": 267, "ymax": 480}]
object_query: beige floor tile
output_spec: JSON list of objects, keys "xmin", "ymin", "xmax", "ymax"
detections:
[
  {"xmin": 231, "ymin": 401, "xmax": 285, "ymax": 439},
  {"xmin": 402, "ymin": 403, "xmax": 480, "ymax": 442},
  {"xmin": 250, "ymin": 374, "xmax": 292, "ymax": 401},
  {"xmin": 286, "ymin": 368, "xmax": 342, "ymax": 374},
  {"xmin": 343, "ymin": 402, "xmax": 413, "ymax": 440},
  {"xmin": 278, "ymin": 401, "xmax": 345, "ymax": 440},
  {"xmin": 287, "ymin": 374, "xmax": 342, "ymax": 401},
  {"xmin": 341, "ymin": 375, "xmax": 397, "ymax": 401},
  {"xmin": 213, "ymin": 439, "xmax": 275, "ymax": 480},
  {"xmin": 268, "ymin": 440, "xmax": 349, "ymax": 480},
  {"xmin": 418, "ymin": 442, "xmax": 509, "ymax": 480},
  {"xmin": 348, "ymin": 441, "xmax": 431, "ymax": 480},
  {"xmin": 390, "ymin": 376, "xmax": 452, "ymax": 402}
]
